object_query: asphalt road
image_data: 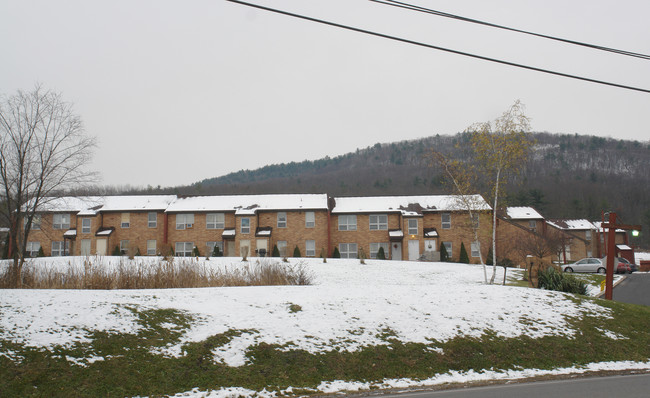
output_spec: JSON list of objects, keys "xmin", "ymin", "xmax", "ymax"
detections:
[
  {"xmin": 612, "ymin": 273, "xmax": 650, "ymax": 306},
  {"xmin": 376, "ymin": 374, "xmax": 650, "ymax": 398}
]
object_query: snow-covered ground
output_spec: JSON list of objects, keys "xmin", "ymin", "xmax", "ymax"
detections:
[{"xmin": 1, "ymin": 257, "xmax": 648, "ymax": 397}]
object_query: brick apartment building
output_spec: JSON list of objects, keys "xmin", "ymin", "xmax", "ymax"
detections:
[{"xmin": 21, "ymin": 193, "xmax": 492, "ymax": 264}]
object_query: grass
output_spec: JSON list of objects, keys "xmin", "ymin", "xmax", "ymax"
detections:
[
  {"xmin": 0, "ymin": 258, "xmax": 313, "ymax": 289},
  {"xmin": 1, "ymin": 297, "xmax": 649, "ymax": 397}
]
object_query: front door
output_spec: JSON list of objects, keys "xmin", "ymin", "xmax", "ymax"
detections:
[
  {"xmin": 392, "ymin": 242, "xmax": 402, "ymax": 261},
  {"xmin": 227, "ymin": 241, "xmax": 235, "ymax": 257},
  {"xmin": 96, "ymin": 238, "xmax": 107, "ymax": 256},
  {"xmin": 256, "ymin": 239, "xmax": 268, "ymax": 257},
  {"xmin": 424, "ymin": 240, "xmax": 436, "ymax": 253},
  {"xmin": 81, "ymin": 239, "xmax": 91, "ymax": 256},
  {"xmin": 408, "ymin": 240, "xmax": 420, "ymax": 261}
]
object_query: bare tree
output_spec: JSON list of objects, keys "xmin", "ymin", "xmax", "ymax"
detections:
[{"xmin": 0, "ymin": 85, "xmax": 97, "ymax": 286}]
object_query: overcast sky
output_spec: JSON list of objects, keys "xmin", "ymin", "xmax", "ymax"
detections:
[{"xmin": 1, "ymin": 0, "xmax": 649, "ymax": 188}]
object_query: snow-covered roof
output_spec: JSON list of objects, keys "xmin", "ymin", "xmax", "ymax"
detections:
[
  {"xmin": 506, "ymin": 207, "xmax": 544, "ymax": 220},
  {"xmin": 617, "ymin": 244, "xmax": 632, "ymax": 251},
  {"xmin": 389, "ymin": 230, "xmax": 404, "ymax": 238},
  {"xmin": 36, "ymin": 196, "xmax": 176, "ymax": 214},
  {"xmin": 222, "ymin": 229, "xmax": 236, "ymax": 237},
  {"xmin": 63, "ymin": 230, "xmax": 77, "ymax": 237},
  {"xmin": 547, "ymin": 219, "xmax": 596, "ymax": 231},
  {"xmin": 331, "ymin": 195, "xmax": 490, "ymax": 214},
  {"xmin": 166, "ymin": 194, "xmax": 329, "ymax": 213}
]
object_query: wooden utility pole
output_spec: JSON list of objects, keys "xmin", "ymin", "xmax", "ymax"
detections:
[{"xmin": 601, "ymin": 212, "xmax": 642, "ymax": 300}]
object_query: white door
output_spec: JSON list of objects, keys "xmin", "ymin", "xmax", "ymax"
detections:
[
  {"xmin": 424, "ymin": 240, "xmax": 436, "ymax": 252},
  {"xmin": 96, "ymin": 239, "xmax": 107, "ymax": 256},
  {"xmin": 256, "ymin": 239, "xmax": 268, "ymax": 257},
  {"xmin": 392, "ymin": 242, "xmax": 402, "ymax": 261},
  {"xmin": 227, "ymin": 241, "xmax": 235, "ymax": 257},
  {"xmin": 408, "ymin": 240, "xmax": 420, "ymax": 261},
  {"xmin": 81, "ymin": 239, "xmax": 91, "ymax": 256}
]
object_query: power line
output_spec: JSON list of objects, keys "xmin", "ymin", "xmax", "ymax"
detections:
[
  {"xmin": 371, "ymin": 0, "xmax": 650, "ymax": 60},
  {"xmin": 226, "ymin": 0, "xmax": 650, "ymax": 94}
]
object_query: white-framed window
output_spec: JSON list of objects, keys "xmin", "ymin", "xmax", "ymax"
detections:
[
  {"xmin": 207, "ymin": 213, "xmax": 225, "ymax": 229},
  {"xmin": 277, "ymin": 212, "xmax": 287, "ymax": 228},
  {"xmin": 148, "ymin": 212, "xmax": 157, "ymax": 228},
  {"xmin": 338, "ymin": 215, "xmax": 357, "ymax": 231},
  {"xmin": 277, "ymin": 240, "xmax": 287, "ymax": 257},
  {"xmin": 408, "ymin": 219, "xmax": 418, "ymax": 235},
  {"xmin": 241, "ymin": 217, "xmax": 250, "ymax": 234},
  {"xmin": 305, "ymin": 211, "xmax": 315, "ymax": 228},
  {"xmin": 26, "ymin": 242, "xmax": 41, "ymax": 257},
  {"xmin": 305, "ymin": 240, "xmax": 316, "ymax": 257},
  {"xmin": 370, "ymin": 242, "xmax": 390, "ymax": 259},
  {"xmin": 51, "ymin": 241, "xmax": 69, "ymax": 256},
  {"xmin": 82, "ymin": 218, "xmax": 91, "ymax": 234},
  {"xmin": 120, "ymin": 240, "xmax": 129, "ymax": 255},
  {"xmin": 564, "ymin": 245, "xmax": 571, "ymax": 261},
  {"xmin": 339, "ymin": 243, "xmax": 358, "ymax": 259},
  {"xmin": 53, "ymin": 214, "xmax": 70, "ymax": 230},
  {"xmin": 147, "ymin": 240, "xmax": 157, "ymax": 256},
  {"xmin": 585, "ymin": 230, "xmax": 592, "ymax": 241},
  {"xmin": 441, "ymin": 213, "xmax": 451, "ymax": 229},
  {"xmin": 25, "ymin": 214, "xmax": 41, "ymax": 230},
  {"xmin": 175, "ymin": 242, "xmax": 194, "ymax": 257},
  {"xmin": 471, "ymin": 241, "xmax": 481, "ymax": 258},
  {"xmin": 121, "ymin": 213, "xmax": 130, "ymax": 228},
  {"xmin": 369, "ymin": 214, "xmax": 388, "ymax": 230},
  {"xmin": 176, "ymin": 213, "xmax": 195, "ymax": 230},
  {"xmin": 443, "ymin": 241, "xmax": 453, "ymax": 256},
  {"xmin": 529, "ymin": 220, "xmax": 537, "ymax": 231},
  {"xmin": 207, "ymin": 241, "xmax": 224, "ymax": 256}
]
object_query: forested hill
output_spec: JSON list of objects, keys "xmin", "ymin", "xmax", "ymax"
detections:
[{"xmin": 173, "ymin": 132, "xmax": 650, "ymax": 247}]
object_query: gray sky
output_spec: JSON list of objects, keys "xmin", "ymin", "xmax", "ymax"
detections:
[{"xmin": 2, "ymin": 0, "xmax": 649, "ymax": 188}]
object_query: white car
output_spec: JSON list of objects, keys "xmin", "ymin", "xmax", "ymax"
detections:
[{"xmin": 562, "ymin": 258, "xmax": 606, "ymax": 274}]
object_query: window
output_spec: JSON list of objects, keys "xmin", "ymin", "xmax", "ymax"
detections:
[
  {"xmin": 277, "ymin": 240, "xmax": 287, "ymax": 257},
  {"xmin": 53, "ymin": 214, "xmax": 70, "ymax": 230},
  {"xmin": 305, "ymin": 240, "xmax": 316, "ymax": 257},
  {"xmin": 441, "ymin": 213, "xmax": 451, "ymax": 229},
  {"xmin": 370, "ymin": 242, "xmax": 389, "ymax": 259},
  {"xmin": 564, "ymin": 245, "xmax": 571, "ymax": 261},
  {"xmin": 339, "ymin": 243, "xmax": 358, "ymax": 259},
  {"xmin": 120, "ymin": 240, "xmax": 129, "ymax": 255},
  {"xmin": 175, "ymin": 242, "xmax": 194, "ymax": 257},
  {"xmin": 25, "ymin": 214, "xmax": 41, "ymax": 230},
  {"xmin": 305, "ymin": 212, "xmax": 315, "ymax": 228},
  {"xmin": 121, "ymin": 213, "xmax": 130, "ymax": 228},
  {"xmin": 176, "ymin": 213, "xmax": 195, "ymax": 230},
  {"xmin": 207, "ymin": 241, "xmax": 224, "ymax": 256},
  {"xmin": 408, "ymin": 219, "xmax": 418, "ymax": 235},
  {"xmin": 82, "ymin": 218, "xmax": 91, "ymax": 234},
  {"xmin": 26, "ymin": 242, "xmax": 40, "ymax": 257},
  {"xmin": 471, "ymin": 241, "xmax": 480, "ymax": 258},
  {"xmin": 529, "ymin": 220, "xmax": 537, "ymax": 231},
  {"xmin": 207, "ymin": 213, "xmax": 225, "ymax": 229},
  {"xmin": 51, "ymin": 241, "xmax": 69, "ymax": 256},
  {"xmin": 369, "ymin": 214, "xmax": 388, "ymax": 230},
  {"xmin": 147, "ymin": 240, "xmax": 157, "ymax": 256},
  {"xmin": 443, "ymin": 241, "xmax": 453, "ymax": 256},
  {"xmin": 277, "ymin": 212, "xmax": 287, "ymax": 228},
  {"xmin": 241, "ymin": 217, "xmax": 250, "ymax": 234},
  {"xmin": 585, "ymin": 230, "xmax": 592, "ymax": 241},
  {"xmin": 338, "ymin": 215, "xmax": 357, "ymax": 231},
  {"xmin": 471, "ymin": 213, "xmax": 479, "ymax": 229},
  {"xmin": 148, "ymin": 212, "xmax": 157, "ymax": 228}
]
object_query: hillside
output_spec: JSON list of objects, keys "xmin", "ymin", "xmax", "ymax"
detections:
[{"xmin": 175, "ymin": 133, "xmax": 650, "ymax": 248}]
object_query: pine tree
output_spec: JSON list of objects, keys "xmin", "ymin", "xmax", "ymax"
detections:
[
  {"xmin": 212, "ymin": 245, "xmax": 222, "ymax": 257},
  {"xmin": 37, "ymin": 246, "xmax": 45, "ymax": 257},
  {"xmin": 333, "ymin": 247, "xmax": 341, "ymax": 258},
  {"xmin": 459, "ymin": 242, "xmax": 470, "ymax": 264},
  {"xmin": 439, "ymin": 243, "xmax": 449, "ymax": 262},
  {"xmin": 376, "ymin": 246, "xmax": 386, "ymax": 260},
  {"xmin": 272, "ymin": 244, "xmax": 280, "ymax": 257},
  {"xmin": 293, "ymin": 246, "xmax": 301, "ymax": 257},
  {"xmin": 193, "ymin": 246, "xmax": 200, "ymax": 257}
]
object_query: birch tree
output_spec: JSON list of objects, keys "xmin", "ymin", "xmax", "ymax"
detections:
[
  {"xmin": 467, "ymin": 100, "xmax": 532, "ymax": 284},
  {"xmin": 0, "ymin": 85, "xmax": 97, "ymax": 287}
]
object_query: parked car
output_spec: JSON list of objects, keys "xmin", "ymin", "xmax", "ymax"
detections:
[
  {"xmin": 617, "ymin": 257, "xmax": 638, "ymax": 273},
  {"xmin": 562, "ymin": 258, "xmax": 606, "ymax": 273},
  {"xmin": 599, "ymin": 257, "xmax": 633, "ymax": 274}
]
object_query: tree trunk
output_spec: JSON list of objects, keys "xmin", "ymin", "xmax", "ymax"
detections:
[{"xmin": 489, "ymin": 168, "xmax": 501, "ymax": 284}]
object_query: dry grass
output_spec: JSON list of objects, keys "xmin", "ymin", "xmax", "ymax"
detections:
[{"xmin": 0, "ymin": 258, "xmax": 313, "ymax": 289}]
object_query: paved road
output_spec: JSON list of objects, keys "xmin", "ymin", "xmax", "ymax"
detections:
[
  {"xmin": 377, "ymin": 374, "xmax": 650, "ymax": 398},
  {"xmin": 613, "ymin": 273, "xmax": 650, "ymax": 305}
]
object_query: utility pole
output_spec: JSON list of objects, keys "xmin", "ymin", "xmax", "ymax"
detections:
[{"xmin": 601, "ymin": 212, "xmax": 642, "ymax": 300}]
